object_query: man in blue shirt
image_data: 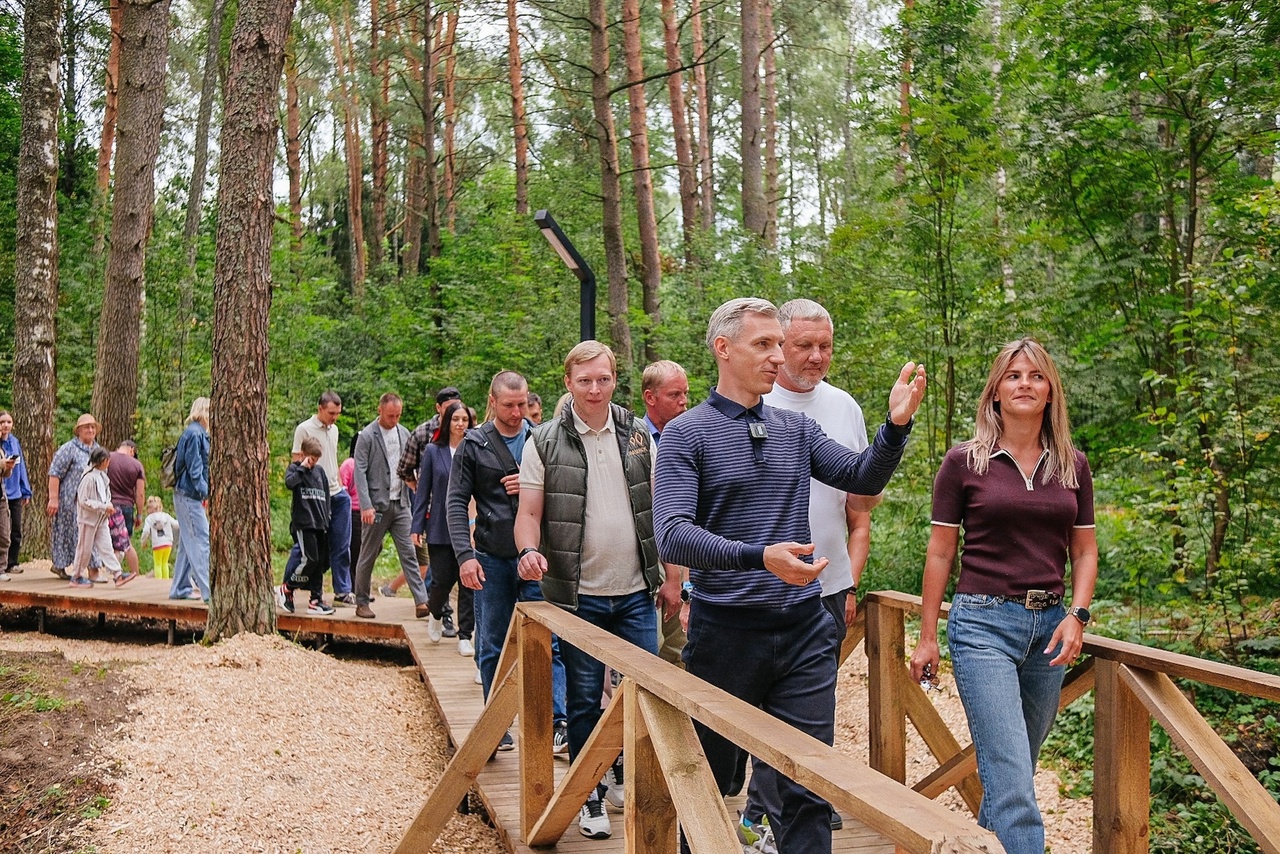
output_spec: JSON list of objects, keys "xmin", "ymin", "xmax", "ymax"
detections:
[{"xmin": 653, "ymin": 297, "xmax": 925, "ymax": 854}]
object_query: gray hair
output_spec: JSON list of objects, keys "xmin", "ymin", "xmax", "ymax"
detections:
[
  {"xmin": 777, "ymin": 298, "xmax": 832, "ymax": 333},
  {"xmin": 318, "ymin": 390, "xmax": 342, "ymax": 408},
  {"xmin": 705, "ymin": 297, "xmax": 778, "ymax": 352}
]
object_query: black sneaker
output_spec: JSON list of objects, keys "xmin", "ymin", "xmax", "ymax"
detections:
[
  {"xmin": 553, "ymin": 720, "xmax": 569, "ymax": 756},
  {"xmin": 830, "ymin": 808, "xmax": 844, "ymax": 830},
  {"xmin": 441, "ymin": 612, "xmax": 458, "ymax": 638},
  {"xmin": 275, "ymin": 583, "xmax": 295, "ymax": 613},
  {"xmin": 498, "ymin": 730, "xmax": 515, "ymax": 751}
]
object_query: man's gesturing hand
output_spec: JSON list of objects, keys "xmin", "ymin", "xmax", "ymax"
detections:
[
  {"xmin": 888, "ymin": 362, "xmax": 927, "ymax": 426},
  {"xmin": 763, "ymin": 542, "xmax": 827, "ymax": 586}
]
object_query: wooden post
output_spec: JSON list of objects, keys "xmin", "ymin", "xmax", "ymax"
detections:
[
  {"xmin": 1093, "ymin": 659, "xmax": 1150, "ymax": 854},
  {"xmin": 98, "ymin": 612, "xmax": 105, "ymax": 630},
  {"xmin": 625, "ymin": 681, "xmax": 677, "ymax": 853},
  {"xmin": 518, "ymin": 611, "xmax": 555, "ymax": 837},
  {"xmin": 167, "ymin": 619, "xmax": 176, "ymax": 645},
  {"xmin": 37, "ymin": 606, "xmax": 46, "ymax": 633},
  {"xmin": 866, "ymin": 598, "xmax": 907, "ymax": 782}
]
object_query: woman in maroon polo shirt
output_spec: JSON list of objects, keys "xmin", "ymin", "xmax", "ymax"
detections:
[{"xmin": 909, "ymin": 338, "xmax": 1098, "ymax": 854}]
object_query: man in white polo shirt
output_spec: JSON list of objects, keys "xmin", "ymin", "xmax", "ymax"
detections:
[{"xmin": 284, "ymin": 391, "xmax": 354, "ymax": 605}]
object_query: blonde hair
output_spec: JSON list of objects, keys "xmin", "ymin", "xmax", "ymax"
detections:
[
  {"xmin": 146, "ymin": 496, "xmax": 164, "ymax": 513},
  {"xmin": 641, "ymin": 360, "xmax": 685, "ymax": 393},
  {"xmin": 564, "ymin": 340, "xmax": 617, "ymax": 376},
  {"xmin": 187, "ymin": 397, "xmax": 211, "ymax": 429},
  {"xmin": 964, "ymin": 338, "xmax": 1079, "ymax": 488},
  {"xmin": 552, "ymin": 392, "xmax": 573, "ymax": 419}
]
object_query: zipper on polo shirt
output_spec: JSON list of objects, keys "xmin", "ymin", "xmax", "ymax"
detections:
[{"xmin": 993, "ymin": 448, "xmax": 1048, "ymax": 490}]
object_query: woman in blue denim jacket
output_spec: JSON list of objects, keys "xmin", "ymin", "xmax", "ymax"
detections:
[
  {"xmin": 0, "ymin": 411, "xmax": 32, "ymax": 573},
  {"xmin": 910, "ymin": 339, "xmax": 1098, "ymax": 854},
  {"xmin": 169, "ymin": 397, "xmax": 212, "ymax": 601}
]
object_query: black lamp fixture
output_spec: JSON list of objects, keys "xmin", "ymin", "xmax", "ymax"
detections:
[{"xmin": 534, "ymin": 209, "xmax": 596, "ymax": 342}]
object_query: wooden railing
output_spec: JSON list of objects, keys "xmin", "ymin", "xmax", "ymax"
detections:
[
  {"xmin": 863, "ymin": 591, "xmax": 1280, "ymax": 854},
  {"xmin": 397, "ymin": 599, "xmax": 1004, "ymax": 853}
]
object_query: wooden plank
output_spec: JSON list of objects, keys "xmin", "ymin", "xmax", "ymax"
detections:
[
  {"xmin": 1093, "ymin": 660, "xmax": 1150, "ymax": 854},
  {"xmin": 1122, "ymin": 665, "xmax": 1280, "ymax": 854},
  {"xmin": 866, "ymin": 600, "xmax": 907, "ymax": 783},
  {"xmin": 517, "ymin": 613, "xmax": 555, "ymax": 836},
  {"xmin": 635, "ymin": 686, "xmax": 739, "ymax": 854},
  {"xmin": 526, "ymin": 684, "xmax": 626, "ymax": 846},
  {"xmin": 867, "ymin": 590, "xmax": 1280, "ymax": 703},
  {"xmin": 523, "ymin": 601, "xmax": 1003, "ymax": 854},
  {"xmin": 839, "ymin": 604, "xmax": 866, "ymax": 665},
  {"xmin": 625, "ymin": 681, "xmax": 678, "ymax": 854},
  {"xmin": 395, "ymin": 666, "xmax": 519, "ymax": 854},
  {"xmin": 901, "ymin": 661, "xmax": 982, "ymax": 814}
]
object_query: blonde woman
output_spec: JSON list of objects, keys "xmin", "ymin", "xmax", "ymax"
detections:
[
  {"xmin": 169, "ymin": 397, "xmax": 212, "ymax": 601},
  {"xmin": 910, "ymin": 339, "xmax": 1098, "ymax": 854}
]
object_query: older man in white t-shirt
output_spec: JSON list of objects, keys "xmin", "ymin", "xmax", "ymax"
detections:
[{"xmin": 754, "ymin": 297, "xmax": 880, "ymax": 836}]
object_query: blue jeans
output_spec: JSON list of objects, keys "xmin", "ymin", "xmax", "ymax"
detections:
[
  {"xmin": 169, "ymin": 491, "xmax": 210, "ymax": 601},
  {"xmin": 948, "ymin": 593, "xmax": 1066, "ymax": 854},
  {"xmin": 472, "ymin": 551, "xmax": 566, "ymax": 722},
  {"xmin": 559, "ymin": 590, "xmax": 658, "ymax": 761},
  {"xmin": 284, "ymin": 491, "xmax": 352, "ymax": 595},
  {"xmin": 682, "ymin": 597, "xmax": 837, "ymax": 854}
]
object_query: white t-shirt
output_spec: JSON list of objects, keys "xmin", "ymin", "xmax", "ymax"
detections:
[
  {"xmin": 380, "ymin": 425, "xmax": 403, "ymax": 501},
  {"xmin": 140, "ymin": 511, "xmax": 179, "ymax": 550},
  {"xmin": 763, "ymin": 381, "xmax": 869, "ymax": 595},
  {"xmin": 292, "ymin": 415, "xmax": 341, "ymax": 495},
  {"xmin": 521, "ymin": 407, "xmax": 650, "ymax": 597}
]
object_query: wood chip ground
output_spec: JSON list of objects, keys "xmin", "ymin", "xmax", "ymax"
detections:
[{"xmin": 0, "ymin": 628, "xmax": 1091, "ymax": 853}]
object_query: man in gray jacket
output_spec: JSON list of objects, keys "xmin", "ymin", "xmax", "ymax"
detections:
[{"xmin": 353, "ymin": 392, "xmax": 430, "ymax": 619}]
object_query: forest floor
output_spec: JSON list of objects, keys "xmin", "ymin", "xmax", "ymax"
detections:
[{"xmin": 0, "ymin": 601, "xmax": 1091, "ymax": 854}]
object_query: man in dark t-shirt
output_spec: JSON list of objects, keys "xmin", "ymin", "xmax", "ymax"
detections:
[{"xmin": 108, "ymin": 440, "xmax": 146, "ymax": 575}]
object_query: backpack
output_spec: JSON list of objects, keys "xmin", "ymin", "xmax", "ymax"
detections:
[{"xmin": 160, "ymin": 444, "xmax": 178, "ymax": 489}]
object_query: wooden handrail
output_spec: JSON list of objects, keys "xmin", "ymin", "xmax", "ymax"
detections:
[
  {"xmin": 867, "ymin": 590, "xmax": 1280, "ymax": 702},
  {"xmin": 399, "ymin": 598, "xmax": 1004, "ymax": 853}
]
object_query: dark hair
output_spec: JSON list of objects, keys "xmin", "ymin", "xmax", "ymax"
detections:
[
  {"xmin": 434, "ymin": 401, "xmax": 474, "ymax": 447},
  {"xmin": 300, "ymin": 437, "xmax": 323, "ymax": 458},
  {"xmin": 348, "ymin": 431, "xmax": 359, "ymax": 457},
  {"xmin": 88, "ymin": 447, "xmax": 110, "ymax": 467},
  {"xmin": 527, "ymin": 392, "xmax": 542, "ymax": 406},
  {"xmin": 319, "ymin": 390, "xmax": 342, "ymax": 408},
  {"xmin": 435, "ymin": 386, "xmax": 461, "ymax": 405}
]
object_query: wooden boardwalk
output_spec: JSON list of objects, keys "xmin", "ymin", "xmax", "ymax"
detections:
[{"xmin": 0, "ymin": 569, "xmax": 894, "ymax": 853}]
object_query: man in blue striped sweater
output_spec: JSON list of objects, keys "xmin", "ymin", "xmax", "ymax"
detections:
[{"xmin": 653, "ymin": 297, "xmax": 926, "ymax": 854}]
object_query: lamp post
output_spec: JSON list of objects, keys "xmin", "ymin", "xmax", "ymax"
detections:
[{"xmin": 534, "ymin": 210, "xmax": 596, "ymax": 342}]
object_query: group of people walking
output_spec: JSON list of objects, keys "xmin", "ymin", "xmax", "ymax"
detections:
[{"xmin": 34, "ymin": 400, "xmax": 206, "ymax": 599}]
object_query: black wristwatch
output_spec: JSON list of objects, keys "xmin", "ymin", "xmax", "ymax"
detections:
[
  {"xmin": 518, "ymin": 547, "xmax": 540, "ymax": 560},
  {"xmin": 1068, "ymin": 605, "xmax": 1091, "ymax": 625},
  {"xmin": 680, "ymin": 581, "xmax": 694, "ymax": 602}
]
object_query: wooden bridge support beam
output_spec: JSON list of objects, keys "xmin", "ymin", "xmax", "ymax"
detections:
[{"xmin": 1093, "ymin": 659, "xmax": 1150, "ymax": 854}]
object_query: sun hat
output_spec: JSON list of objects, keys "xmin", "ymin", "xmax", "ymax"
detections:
[{"xmin": 73, "ymin": 413, "xmax": 99, "ymax": 434}]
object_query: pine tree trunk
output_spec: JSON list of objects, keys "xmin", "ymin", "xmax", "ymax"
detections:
[
  {"xmin": 183, "ymin": 0, "xmax": 229, "ymax": 271},
  {"xmin": 206, "ymin": 0, "xmax": 297, "ymax": 641},
  {"xmin": 92, "ymin": 0, "xmax": 171, "ymax": 450},
  {"xmin": 369, "ymin": 0, "xmax": 388, "ymax": 269},
  {"xmin": 13, "ymin": 0, "xmax": 62, "ymax": 562},
  {"xmin": 761, "ymin": 0, "xmax": 779, "ymax": 248},
  {"xmin": 507, "ymin": 0, "xmax": 529, "ymax": 215},
  {"xmin": 661, "ymin": 0, "xmax": 698, "ymax": 259},
  {"xmin": 442, "ymin": 6, "xmax": 459, "ymax": 235},
  {"xmin": 422, "ymin": 0, "xmax": 442, "ymax": 260},
  {"xmin": 284, "ymin": 31, "xmax": 304, "ymax": 255},
  {"xmin": 331, "ymin": 15, "xmax": 367, "ymax": 296},
  {"xmin": 740, "ymin": 0, "xmax": 766, "ymax": 239},
  {"xmin": 691, "ymin": 0, "xmax": 715, "ymax": 230},
  {"xmin": 400, "ymin": 4, "xmax": 426, "ymax": 276},
  {"xmin": 95, "ymin": 0, "xmax": 121, "ymax": 197},
  {"xmin": 623, "ymin": 0, "xmax": 661, "ymax": 363},
  {"xmin": 589, "ymin": 0, "xmax": 633, "ymax": 377}
]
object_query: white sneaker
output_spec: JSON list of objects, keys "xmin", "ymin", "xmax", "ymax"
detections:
[
  {"xmin": 603, "ymin": 757, "xmax": 625, "ymax": 809},
  {"xmin": 457, "ymin": 638, "xmax": 475, "ymax": 656},
  {"xmin": 427, "ymin": 615, "xmax": 443, "ymax": 643},
  {"xmin": 474, "ymin": 667, "xmax": 482, "ymax": 685},
  {"xmin": 578, "ymin": 794, "xmax": 612, "ymax": 839},
  {"xmin": 0, "ymin": 572, "xmax": 10, "ymax": 582}
]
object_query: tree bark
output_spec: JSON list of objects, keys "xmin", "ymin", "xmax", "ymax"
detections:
[
  {"xmin": 331, "ymin": 13, "xmax": 367, "ymax": 296},
  {"xmin": 507, "ymin": 0, "xmax": 529, "ymax": 215},
  {"xmin": 691, "ymin": 0, "xmax": 714, "ymax": 229},
  {"xmin": 422, "ymin": 0, "xmax": 442, "ymax": 260},
  {"xmin": 95, "ymin": 0, "xmax": 122, "ymax": 197},
  {"xmin": 740, "ymin": 0, "xmax": 766, "ymax": 239},
  {"xmin": 589, "ymin": 0, "xmax": 633, "ymax": 378},
  {"xmin": 661, "ymin": 0, "xmax": 698, "ymax": 259},
  {"xmin": 13, "ymin": 0, "xmax": 62, "ymax": 562},
  {"xmin": 623, "ymin": 0, "xmax": 661, "ymax": 363},
  {"xmin": 206, "ymin": 0, "xmax": 297, "ymax": 640},
  {"xmin": 761, "ymin": 0, "xmax": 779, "ymax": 248},
  {"xmin": 441, "ymin": 5, "xmax": 460, "ymax": 235},
  {"xmin": 92, "ymin": 0, "xmax": 172, "ymax": 450},
  {"xmin": 369, "ymin": 0, "xmax": 389, "ymax": 269},
  {"xmin": 284, "ymin": 30, "xmax": 304, "ymax": 255},
  {"xmin": 183, "ymin": 0, "xmax": 229, "ymax": 271}
]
